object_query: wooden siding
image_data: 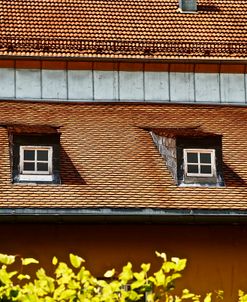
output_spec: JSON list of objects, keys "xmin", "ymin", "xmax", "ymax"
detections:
[{"xmin": 1, "ymin": 223, "xmax": 247, "ymax": 302}]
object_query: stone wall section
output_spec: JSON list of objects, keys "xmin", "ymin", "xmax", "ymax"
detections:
[{"xmin": 150, "ymin": 132, "xmax": 177, "ymax": 183}]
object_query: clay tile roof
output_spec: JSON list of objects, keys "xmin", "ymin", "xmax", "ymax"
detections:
[
  {"xmin": 1, "ymin": 0, "xmax": 247, "ymax": 60},
  {"xmin": 0, "ymin": 101, "xmax": 247, "ymax": 211}
]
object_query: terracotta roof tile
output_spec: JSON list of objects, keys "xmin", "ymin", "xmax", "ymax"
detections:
[
  {"xmin": 1, "ymin": 0, "xmax": 247, "ymax": 59},
  {"xmin": 0, "ymin": 101, "xmax": 246, "ymax": 210}
]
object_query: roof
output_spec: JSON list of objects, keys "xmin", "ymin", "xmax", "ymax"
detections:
[
  {"xmin": 4, "ymin": 124, "xmax": 59, "ymax": 134},
  {"xmin": 1, "ymin": 0, "xmax": 247, "ymax": 60},
  {"xmin": 147, "ymin": 127, "xmax": 220, "ymax": 138},
  {"xmin": 0, "ymin": 100, "xmax": 247, "ymax": 211}
]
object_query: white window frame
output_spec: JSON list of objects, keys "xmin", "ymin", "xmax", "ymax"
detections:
[
  {"xmin": 19, "ymin": 146, "xmax": 53, "ymax": 181},
  {"xmin": 184, "ymin": 149, "xmax": 216, "ymax": 177}
]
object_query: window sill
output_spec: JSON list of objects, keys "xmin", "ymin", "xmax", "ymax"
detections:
[
  {"xmin": 19, "ymin": 174, "xmax": 53, "ymax": 182},
  {"xmin": 178, "ymin": 183, "xmax": 225, "ymax": 188}
]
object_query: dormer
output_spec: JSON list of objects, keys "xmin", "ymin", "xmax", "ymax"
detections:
[
  {"xmin": 150, "ymin": 128, "xmax": 224, "ymax": 187},
  {"xmin": 178, "ymin": 0, "xmax": 197, "ymax": 12},
  {"xmin": 6, "ymin": 124, "xmax": 61, "ymax": 184}
]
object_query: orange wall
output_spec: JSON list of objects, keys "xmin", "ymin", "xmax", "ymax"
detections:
[{"xmin": 1, "ymin": 223, "xmax": 247, "ymax": 301}]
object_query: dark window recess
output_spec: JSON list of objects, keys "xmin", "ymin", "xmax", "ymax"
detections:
[
  {"xmin": 179, "ymin": 0, "xmax": 197, "ymax": 12},
  {"xmin": 11, "ymin": 134, "xmax": 61, "ymax": 184},
  {"xmin": 177, "ymin": 136, "xmax": 224, "ymax": 186}
]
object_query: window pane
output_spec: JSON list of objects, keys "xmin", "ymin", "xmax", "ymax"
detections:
[
  {"xmin": 187, "ymin": 165, "xmax": 198, "ymax": 174},
  {"xmin": 37, "ymin": 162, "xmax": 49, "ymax": 172},
  {"xmin": 200, "ymin": 153, "xmax": 211, "ymax": 164},
  {"xmin": 201, "ymin": 165, "xmax": 212, "ymax": 174},
  {"xmin": 187, "ymin": 153, "xmax": 198, "ymax": 163},
  {"xmin": 23, "ymin": 162, "xmax": 35, "ymax": 171},
  {"xmin": 37, "ymin": 150, "xmax": 49, "ymax": 161},
  {"xmin": 24, "ymin": 150, "xmax": 35, "ymax": 160}
]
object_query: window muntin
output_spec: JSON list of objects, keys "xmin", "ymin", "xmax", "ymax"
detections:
[
  {"xmin": 184, "ymin": 149, "xmax": 215, "ymax": 177},
  {"xmin": 20, "ymin": 146, "xmax": 52, "ymax": 175}
]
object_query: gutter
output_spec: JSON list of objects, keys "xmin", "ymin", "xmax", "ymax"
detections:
[{"xmin": 1, "ymin": 207, "xmax": 247, "ymax": 224}]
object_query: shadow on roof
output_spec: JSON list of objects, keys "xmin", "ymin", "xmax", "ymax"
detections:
[
  {"xmin": 197, "ymin": 5, "xmax": 220, "ymax": 11},
  {"xmin": 60, "ymin": 146, "xmax": 86, "ymax": 185},
  {"xmin": 223, "ymin": 162, "xmax": 247, "ymax": 187}
]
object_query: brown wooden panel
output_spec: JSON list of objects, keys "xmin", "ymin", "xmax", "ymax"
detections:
[
  {"xmin": 220, "ymin": 64, "xmax": 246, "ymax": 74},
  {"xmin": 94, "ymin": 62, "xmax": 117, "ymax": 71},
  {"xmin": 195, "ymin": 64, "xmax": 220, "ymax": 73},
  {"xmin": 170, "ymin": 64, "xmax": 194, "ymax": 73},
  {"xmin": 16, "ymin": 60, "xmax": 41, "ymax": 69},
  {"xmin": 0, "ymin": 60, "xmax": 15, "ymax": 68},
  {"xmin": 145, "ymin": 63, "xmax": 169, "ymax": 72},
  {"xmin": 68, "ymin": 62, "xmax": 93, "ymax": 70},
  {"xmin": 42, "ymin": 61, "xmax": 67, "ymax": 70},
  {"xmin": 119, "ymin": 63, "xmax": 143, "ymax": 71}
]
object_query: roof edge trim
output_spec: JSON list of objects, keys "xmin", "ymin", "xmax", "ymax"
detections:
[
  {"xmin": 1, "ymin": 55, "xmax": 247, "ymax": 65},
  {"xmin": 1, "ymin": 208, "xmax": 247, "ymax": 224}
]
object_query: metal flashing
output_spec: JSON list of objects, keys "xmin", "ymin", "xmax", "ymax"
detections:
[
  {"xmin": 1, "ymin": 56, "xmax": 247, "ymax": 65},
  {"xmin": 0, "ymin": 208, "xmax": 247, "ymax": 224}
]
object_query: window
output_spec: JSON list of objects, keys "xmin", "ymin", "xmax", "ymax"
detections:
[
  {"xmin": 178, "ymin": 0, "xmax": 197, "ymax": 12},
  {"xmin": 184, "ymin": 149, "xmax": 215, "ymax": 177},
  {"xmin": 9, "ymin": 127, "xmax": 61, "ymax": 184},
  {"xmin": 19, "ymin": 146, "xmax": 53, "ymax": 181}
]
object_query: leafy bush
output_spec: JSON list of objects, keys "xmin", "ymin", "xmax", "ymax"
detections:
[{"xmin": 0, "ymin": 251, "xmax": 241, "ymax": 302}]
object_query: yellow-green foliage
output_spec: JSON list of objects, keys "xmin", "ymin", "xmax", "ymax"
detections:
[{"xmin": 0, "ymin": 251, "xmax": 243, "ymax": 302}]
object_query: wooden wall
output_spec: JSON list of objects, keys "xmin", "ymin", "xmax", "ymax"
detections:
[{"xmin": 1, "ymin": 223, "xmax": 247, "ymax": 302}]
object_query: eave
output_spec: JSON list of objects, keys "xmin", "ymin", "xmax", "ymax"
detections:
[
  {"xmin": 1, "ymin": 54, "xmax": 247, "ymax": 65},
  {"xmin": 1, "ymin": 208, "xmax": 247, "ymax": 224}
]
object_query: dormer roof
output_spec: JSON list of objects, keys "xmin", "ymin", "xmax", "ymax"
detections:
[{"xmin": 146, "ymin": 127, "xmax": 220, "ymax": 138}]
